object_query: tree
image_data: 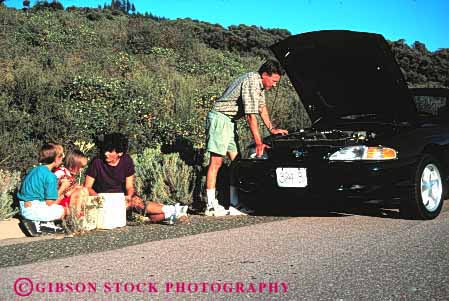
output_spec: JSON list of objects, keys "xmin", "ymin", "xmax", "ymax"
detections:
[
  {"xmin": 33, "ymin": 0, "xmax": 64, "ymax": 10},
  {"xmin": 23, "ymin": 0, "xmax": 31, "ymax": 10},
  {"xmin": 104, "ymin": 0, "xmax": 136, "ymax": 14},
  {"xmin": 49, "ymin": 0, "xmax": 64, "ymax": 10},
  {"xmin": 111, "ymin": 0, "xmax": 122, "ymax": 10}
]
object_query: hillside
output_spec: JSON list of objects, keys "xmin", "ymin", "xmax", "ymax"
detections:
[{"xmin": 0, "ymin": 5, "xmax": 448, "ymax": 172}]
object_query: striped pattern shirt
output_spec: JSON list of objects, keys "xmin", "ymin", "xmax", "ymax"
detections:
[{"xmin": 212, "ymin": 72, "xmax": 266, "ymax": 120}]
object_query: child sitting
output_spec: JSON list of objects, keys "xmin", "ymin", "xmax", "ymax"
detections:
[
  {"xmin": 53, "ymin": 149, "xmax": 88, "ymax": 218},
  {"xmin": 17, "ymin": 143, "xmax": 66, "ymax": 236}
]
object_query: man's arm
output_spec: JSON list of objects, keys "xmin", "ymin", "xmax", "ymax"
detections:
[
  {"xmin": 259, "ymin": 105, "xmax": 289, "ymax": 136},
  {"xmin": 246, "ymin": 105, "xmax": 289, "ymax": 157},
  {"xmin": 246, "ymin": 113, "xmax": 269, "ymax": 157},
  {"xmin": 84, "ymin": 175, "xmax": 98, "ymax": 196}
]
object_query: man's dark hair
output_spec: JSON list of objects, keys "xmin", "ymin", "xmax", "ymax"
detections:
[
  {"xmin": 99, "ymin": 133, "xmax": 128, "ymax": 154},
  {"xmin": 258, "ymin": 59, "xmax": 285, "ymax": 76}
]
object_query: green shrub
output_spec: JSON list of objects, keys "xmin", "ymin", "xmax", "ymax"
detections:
[
  {"xmin": 16, "ymin": 11, "xmax": 99, "ymax": 50},
  {"xmin": 0, "ymin": 93, "xmax": 40, "ymax": 172},
  {"xmin": 132, "ymin": 146, "xmax": 194, "ymax": 205},
  {"xmin": 62, "ymin": 75, "xmax": 156, "ymax": 147},
  {"xmin": 176, "ymin": 46, "xmax": 248, "ymax": 77},
  {"xmin": 0, "ymin": 169, "xmax": 20, "ymax": 221}
]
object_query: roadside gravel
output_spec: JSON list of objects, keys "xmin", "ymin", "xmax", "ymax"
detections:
[{"xmin": 0, "ymin": 215, "xmax": 288, "ymax": 268}]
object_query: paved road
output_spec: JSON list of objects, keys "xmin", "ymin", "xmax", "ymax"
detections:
[{"xmin": 1, "ymin": 202, "xmax": 448, "ymax": 300}]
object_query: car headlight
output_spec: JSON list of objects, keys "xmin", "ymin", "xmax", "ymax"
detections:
[{"xmin": 329, "ymin": 146, "xmax": 397, "ymax": 161}]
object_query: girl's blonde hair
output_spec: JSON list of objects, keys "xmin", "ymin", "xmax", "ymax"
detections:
[{"xmin": 64, "ymin": 149, "xmax": 87, "ymax": 172}]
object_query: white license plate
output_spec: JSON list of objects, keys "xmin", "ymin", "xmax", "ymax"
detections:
[{"xmin": 276, "ymin": 167, "xmax": 307, "ymax": 188}]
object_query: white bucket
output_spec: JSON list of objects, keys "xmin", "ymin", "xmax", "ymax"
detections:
[{"xmin": 96, "ymin": 193, "xmax": 127, "ymax": 229}]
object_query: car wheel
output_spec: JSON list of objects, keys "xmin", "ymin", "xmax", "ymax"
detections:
[{"xmin": 400, "ymin": 154, "xmax": 445, "ymax": 220}]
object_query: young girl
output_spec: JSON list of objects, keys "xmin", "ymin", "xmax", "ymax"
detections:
[{"xmin": 54, "ymin": 149, "xmax": 88, "ymax": 217}]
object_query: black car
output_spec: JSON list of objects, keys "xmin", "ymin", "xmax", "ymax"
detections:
[{"xmin": 234, "ymin": 30, "xmax": 449, "ymax": 220}]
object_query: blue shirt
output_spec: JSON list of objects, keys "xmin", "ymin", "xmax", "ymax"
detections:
[{"xmin": 17, "ymin": 165, "xmax": 58, "ymax": 202}]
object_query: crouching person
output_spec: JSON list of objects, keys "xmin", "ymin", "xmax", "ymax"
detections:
[
  {"xmin": 17, "ymin": 143, "xmax": 66, "ymax": 236},
  {"xmin": 84, "ymin": 133, "xmax": 188, "ymax": 224}
]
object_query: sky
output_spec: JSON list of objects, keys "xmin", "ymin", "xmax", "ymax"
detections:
[{"xmin": 5, "ymin": 0, "xmax": 449, "ymax": 51}]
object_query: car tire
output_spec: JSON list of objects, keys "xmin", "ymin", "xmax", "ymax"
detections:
[{"xmin": 400, "ymin": 154, "xmax": 445, "ymax": 220}]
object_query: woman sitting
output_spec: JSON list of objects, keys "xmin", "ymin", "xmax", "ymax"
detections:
[{"xmin": 84, "ymin": 133, "xmax": 187, "ymax": 224}]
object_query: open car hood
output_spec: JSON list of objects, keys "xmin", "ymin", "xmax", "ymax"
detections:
[{"xmin": 270, "ymin": 30, "xmax": 418, "ymax": 126}]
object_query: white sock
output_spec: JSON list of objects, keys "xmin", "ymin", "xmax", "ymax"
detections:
[
  {"xmin": 206, "ymin": 189, "xmax": 216, "ymax": 208},
  {"xmin": 230, "ymin": 185, "xmax": 239, "ymax": 207},
  {"xmin": 162, "ymin": 205, "xmax": 175, "ymax": 219}
]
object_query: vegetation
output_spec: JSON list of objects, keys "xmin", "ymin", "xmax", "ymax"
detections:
[
  {"xmin": 0, "ymin": 4, "xmax": 447, "ymax": 217},
  {"xmin": 0, "ymin": 170, "xmax": 20, "ymax": 220},
  {"xmin": 132, "ymin": 146, "xmax": 195, "ymax": 205},
  {"xmin": 0, "ymin": 5, "xmax": 303, "ymax": 173}
]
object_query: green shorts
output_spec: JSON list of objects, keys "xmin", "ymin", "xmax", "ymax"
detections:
[{"xmin": 205, "ymin": 111, "xmax": 239, "ymax": 156}]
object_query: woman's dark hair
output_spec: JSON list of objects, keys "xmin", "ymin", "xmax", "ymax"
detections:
[
  {"xmin": 258, "ymin": 59, "xmax": 285, "ymax": 76},
  {"xmin": 99, "ymin": 133, "xmax": 128, "ymax": 154}
]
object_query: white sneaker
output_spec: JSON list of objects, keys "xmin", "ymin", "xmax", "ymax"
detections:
[
  {"xmin": 174, "ymin": 203, "xmax": 188, "ymax": 218},
  {"xmin": 228, "ymin": 206, "xmax": 247, "ymax": 216},
  {"xmin": 167, "ymin": 211, "xmax": 177, "ymax": 225},
  {"xmin": 229, "ymin": 205, "xmax": 254, "ymax": 216},
  {"xmin": 22, "ymin": 219, "xmax": 42, "ymax": 237},
  {"xmin": 40, "ymin": 221, "xmax": 65, "ymax": 234},
  {"xmin": 205, "ymin": 204, "xmax": 230, "ymax": 217}
]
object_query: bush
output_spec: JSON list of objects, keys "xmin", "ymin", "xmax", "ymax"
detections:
[
  {"xmin": 62, "ymin": 75, "xmax": 156, "ymax": 149},
  {"xmin": 132, "ymin": 146, "xmax": 194, "ymax": 205},
  {"xmin": 0, "ymin": 93, "xmax": 41, "ymax": 172},
  {"xmin": 0, "ymin": 169, "xmax": 21, "ymax": 221}
]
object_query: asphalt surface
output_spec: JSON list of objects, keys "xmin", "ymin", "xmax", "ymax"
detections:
[
  {"xmin": 0, "ymin": 202, "xmax": 448, "ymax": 300},
  {"xmin": 0, "ymin": 215, "xmax": 288, "ymax": 267}
]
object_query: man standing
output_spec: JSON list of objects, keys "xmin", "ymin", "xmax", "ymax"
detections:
[{"xmin": 205, "ymin": 59, "xmax": 288, "ymax": 216}]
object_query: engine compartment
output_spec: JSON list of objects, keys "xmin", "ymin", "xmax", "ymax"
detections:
[
  {"xmin": 242, "ymin": 124, "xmax": 398, "ymax": 160},
  {"xmin": 245, "ymin": 127, "xmax": 390, "ymax": 160},
  {"xmin": 271, "ymin": 128, "xmax": 379, "ymax": 149}
]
